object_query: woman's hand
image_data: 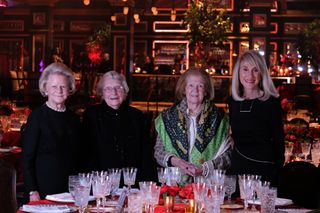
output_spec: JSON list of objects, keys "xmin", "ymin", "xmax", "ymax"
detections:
[
  {"xmin": 170, "ymin": 156, "xmax": 203, "ymax": 176},
  {"xmin": 29, "ymin": 191, "xmax": 40, "ymax": 201}
]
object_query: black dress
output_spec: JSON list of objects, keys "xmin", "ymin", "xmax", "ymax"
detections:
[
  {"xmin": 228, "ymin": 96, "xmax": 285, "ymax": 186},
  {"xmin": 82, "ymin": 102, "xmax": 157, "ymax": 183},
  {"xmin": 22, "ymin": 104, "xmax": 81, "ymax": 200}
]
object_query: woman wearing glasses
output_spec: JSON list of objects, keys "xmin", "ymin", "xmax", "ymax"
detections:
[
  {"xmin": 22, "ymin": 63, "xmax": 81, "ymax": 202},
  {"xmin": 82, "ymin": 71, "xmax": 156, "ymax": 182}
]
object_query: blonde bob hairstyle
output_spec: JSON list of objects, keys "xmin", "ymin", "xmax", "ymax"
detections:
[
  {"xmin": 175, "ymin": 68, "xmax": 215, "ymax": 102},
  {"xmin": 231, "ymin": 50, "xmax": 279, "ymax": 101},
  {"xmin": 96, "ymin": 71, "xmax": 129, "ymax": 98},
  {"xmin": 39, "ymin": 62, "xmax": 76, "ymax": 97}
]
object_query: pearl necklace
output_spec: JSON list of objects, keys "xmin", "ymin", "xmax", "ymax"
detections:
[{"xmin": 45, "ymin": 101, "xmax": 66, "ymax": 112}]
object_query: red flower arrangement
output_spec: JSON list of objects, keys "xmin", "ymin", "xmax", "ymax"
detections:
[{"xmin": 179, "ymin": 184, "xmax": 194, "ymax": 199}]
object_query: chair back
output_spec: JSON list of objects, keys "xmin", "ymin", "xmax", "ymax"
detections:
[
  {"xmin": 278, "ymin": 161, "xmax": 320, "ymax": 209},
  {"xmin": 0, "ymin": 159, "xmax": 17, "ymax": 213}
]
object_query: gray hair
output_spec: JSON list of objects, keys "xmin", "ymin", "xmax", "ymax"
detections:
[
  {"xmin": 39, "ymin": 62, "xmax": 76, "ymax": 97},
  {"xmin": 231, "ymin": 50, "xmax": 279, "ymax": 101},
  {"xmin": 96, "ymin": 71, "xmax": 129, "ymax": 98}
]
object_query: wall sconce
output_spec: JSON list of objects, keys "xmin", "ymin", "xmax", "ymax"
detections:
[
  {"xmin": 133, "ymin": 13, "xmax": 140, "ymax": 23},
  {"xmin": 170, "ymin": 9, "xmax": 176, "ymax": 21},
  {"xmin": 83, "ymin": 0, "xmax": 90, "ymax": 6},
  {"xmin": 123, "ymin": 6, "xmax": 129, "ymax": 15},
  {"xmin": 151, "ymin": 7, "xmax": 158, "ymax": 15},
  {"xmin": 111, "ymin": 15, "xmax": 116, "ymax": 22}
]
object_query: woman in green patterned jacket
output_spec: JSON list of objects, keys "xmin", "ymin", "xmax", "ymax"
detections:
[{"xmin": 154, "ymin": 68, "xmax": 233, "ymax": 180}]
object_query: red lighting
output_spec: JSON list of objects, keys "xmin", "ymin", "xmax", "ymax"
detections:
[{"xmin": 0, "ymin": 0, "xmax": 8, "ymax": 7}]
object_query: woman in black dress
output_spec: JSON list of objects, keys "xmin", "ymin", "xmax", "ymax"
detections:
[
  {"xmin": 228, "ymin": 50, "xmax": 284, "ymax": 186},
  {"xmin": 22, "ymin": 63, "xmax": 81, "ymax": 201},
  {"xmin": 82, "ymin": 71, "xmax": 156, "ymax": 183}
]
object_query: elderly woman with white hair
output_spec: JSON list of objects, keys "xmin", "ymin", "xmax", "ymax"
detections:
[
  {"xmin": 82, "ymin": 71, "xmax": 156, "ymax": 182},
  {"xmin": 22, "ymin": 62, "xmax": 81, "ymax": 202}
]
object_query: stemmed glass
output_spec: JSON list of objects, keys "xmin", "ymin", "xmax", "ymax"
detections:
[
  {"xmin": 210, "ymin": 169, "xmax": 226, "ymax": 186},
  {"xmin": 92, "ymin": 171, "xmax": 112, "ymax": 212},
  {"xmin": 240, "ymin": 175, "xmax": 254, "ymax": 211},
  {"xmin": 68, "ymin": 175, "xmax": 79, "ymax": 199},
  {"xmin": 284, "ymin": 143, "xmax": 294, "ymax": 164},
  {"xmin": 167, "ymin": 167, "xmax": 181, "ymax": 186},
  {"xmin": 139, "ymin": 181, "xmax": 157, "ymax": 212},
  {"xmin": 74, "ymin": 185, "xmax": 91, "ymax": 213},
  {"xmin": 301, "ymin": 142, "xmax": 311, "ymax": 161},
  {"xmin": 108, "ymin": 168, "xmax": 121, "ymax": 200},
  {"xmin": 224, "ymin": 175, "xmax": 236, "ymax": 203},
  {"xmin": 251, "ymin": 175, "xmax": 262, "ymax": 211},
  {"xmin": 78, "ymin": 172, "xmax": 93, "ymax": 188},
  {"xmin": 122, "ymin": 167, "xmax": 138, "ymax": 192},
  {"xmin": 157, "ymin": 167, "xmax": 168, "ymax": 186},
  {"xmin": 193, "ymin": 182, "xmax": 208, "ymax": 213}
]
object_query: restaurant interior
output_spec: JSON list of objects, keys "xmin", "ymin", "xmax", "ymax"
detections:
[{"xmin": 1, "ymin": 0, "xmax": 320, "ymax": 212}]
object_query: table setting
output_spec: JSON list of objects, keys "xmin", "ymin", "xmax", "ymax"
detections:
[{"xmin": 17, "ymin": 167, "xmax": 317, "ymax": 213}]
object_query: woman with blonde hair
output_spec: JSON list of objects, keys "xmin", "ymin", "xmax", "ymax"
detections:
[{"xmin": 228, "ymin": 50, "xmax": 284, "ymax": 186}]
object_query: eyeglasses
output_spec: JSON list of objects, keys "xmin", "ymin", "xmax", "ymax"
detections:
[{"xmin": 103, "ymin": 86, "xmax": 124, "ymax": 93}]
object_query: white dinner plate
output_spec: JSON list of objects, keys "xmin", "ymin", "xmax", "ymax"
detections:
[
  {"xmin": 46, "ymin": 192, "xmax": 95, "ymax": 203},
  {"xmin": 247, "ymin": 197, "xmax": 293, "ymax": 206}
]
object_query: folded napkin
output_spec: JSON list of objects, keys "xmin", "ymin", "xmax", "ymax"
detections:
[
  {"xmin": 21, "ymin": 204, "xmax": 75, "ymax": 213},
  {"xmin": 46, "ymin": 193, "xmax": 74, "ymax": 203}
]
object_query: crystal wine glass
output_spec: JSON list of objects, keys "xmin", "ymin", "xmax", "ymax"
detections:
[
  {"xmin": 92, "ymin": 171, "xmax": 111, "ymax": 212},
  {"xmin": 193, "ymin": 182, "xmax": 208, "ymax": 212},
  {"xmin": 167, "ymin": 167, "xmax": 181, "ymax": 186},
  {"xmin": 301, "ymin": 142, "xmax": 311, "ymax": 161},
  {"xmin": 211, "ymin": 169, "xmax": 226, "ymax": 186},
  {"xmin": 122, "ymin": 167, "xmax": 138, "ymax": 192},
  {"xmin": 108, "ymin": 168, "xmax": 121, "ymax": 200},
  {"xmin": 224, "ymin": 175, "xmax": 236, "ymax": 203},
  {"xmin": 74, "ymin": 185, "xmax": 91, "ymax": 213},
  {"xmin": 241, "ymin": 175, "xmax": 254, "ymax": 211},
  {"xmin": 68, "ymin": 175, "xmax": 79, "ymax": 199},
  {"xmin": 251, "ymin": 175, "xmax": 262, "ymax": 211},
  {"xmin": 157, "ymin": 167, "xmax": 168, "ymax": 186},
  {"xmin": 285, "ymin": 143, "xmax": 294, "ymax": 164}
]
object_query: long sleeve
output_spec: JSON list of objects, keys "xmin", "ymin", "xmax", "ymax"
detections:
[
  {"xmin": 22, "ymin": 111, "xmax": 40, "ymax": 193},
  {"xmin": 154, "ymin": 134, "xmax": 175, "ymax": 167},
  {"xmin": 271, "ymin": 98, "xmax": 285, "ymax": 168}
]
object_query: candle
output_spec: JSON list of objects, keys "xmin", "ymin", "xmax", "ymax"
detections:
[
  {"xmin": 188, "ymin": 199, "xmax": 195, "ymax": 213},
  {"xmin": 165, "ymin": 196, "xmax": 175, "ymax": 212}
]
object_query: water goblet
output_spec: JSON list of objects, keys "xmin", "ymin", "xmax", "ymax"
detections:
[
  {"xmin": 210, "ymin": 169, "xmax": 226, "ymax": 186},
  {"xmin": 301, "ymin": 142, "xmax": 311, "ymax": 161},
  {"xmin": 167, "ymin": 167, "xmax": 181, "ymax": 186},
  {"xmin": 122, "ymin": 167, "xmax": 138, "ymax": 192},
  {"xmin": 74, "ymin": 185, "xmax": 91, "ymax": 213},
  {"xmin": 92, "ymin": 172, "xmax": 112, "ymax": 212},
  {"xmin": 224, "ymin": 175, "xmax": 236, "ymax": 203},
  {"xmin": 311, "ymin": 148, "xmax": 320, "ymax": 166},
  {"xmin": 241, "ymin": 176, "xmax": 254, "ymax": 211},
  {"xmin": 139, "ymin": 181, "xmax": 157, "ymax": 212},
  {"xmin": 147, "ymin": 185, "xmax": 161, "ymax": 213},
  {"xmin": 250, "ymin": 175, "xmax": 261, "ymax": 211},
  {"xmin": 78, "ymin": 172, "xmax": 93, "ymax": 187},
  {"xmin": 157, "ymin": 167, "xmax": 167, "ymax": 186},
  {"xmin": 284, "ymin": 143, "xmax": 294, "ymax": 164},
  {"xmin": 108, "ymin": 168, "xmax": 121, "ymax": 200},
  {"xmin": 193, "ymin": 182, "xmax": 208, "ymax": 212},
  {"xmin": 68, "ymin": 175, "xmax": 79, "ymax": 199}
]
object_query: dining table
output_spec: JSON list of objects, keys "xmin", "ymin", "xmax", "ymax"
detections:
[{"xmin": 17, "ymin": 196, "xmax": 314, "ymax": 213}]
